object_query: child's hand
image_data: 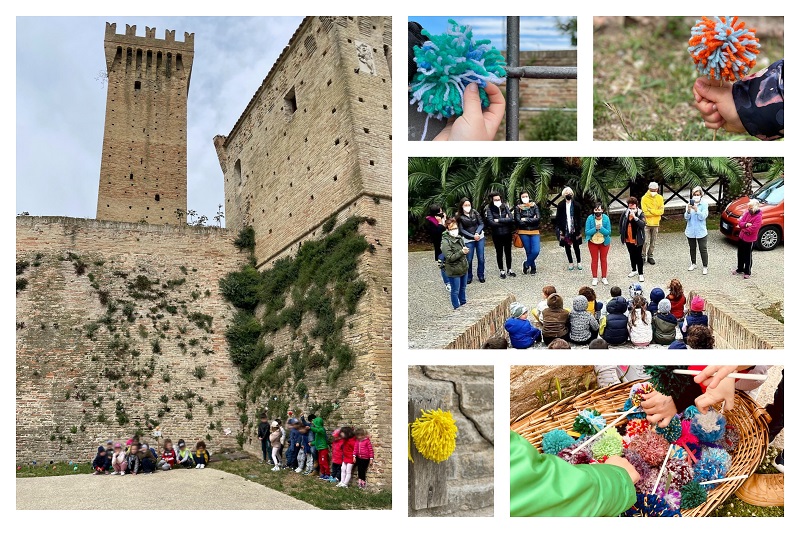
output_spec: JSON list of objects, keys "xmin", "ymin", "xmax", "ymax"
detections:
[
  {"xmin": 640, "ymin": 391, "xmax": 678, "ymax": 428},
  {"xmin": 695, "ymin": 377, "xmax": 736, "ymax": 414},
  {"xmin": 693, "ymin": 365, "xmax": 739, "ymax": 390},
  {"xmin": 433, "ymin": 82, "xmax": 505, "ymax": 141},
  {"xmin": 692, "ymin": 78, "xmax": 746, "ymax": 134},
  {"xmin": 604, "ymin": 456, "xmax": 641, "ymax": 484}
]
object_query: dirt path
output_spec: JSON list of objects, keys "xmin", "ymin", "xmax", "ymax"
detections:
[{"xmin": 16, "ymin": 467, "xmax": 318, "ymax": 510}]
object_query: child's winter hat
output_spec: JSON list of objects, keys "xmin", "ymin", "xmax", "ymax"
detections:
[
  {"xmin": 125, "ymin": 438, "xmax": 133, "ymax": 446},
  {"xmin": 510, "ymin": 302, "xmax": 528, "ymax": 318},
  {"xmin": 106, "ymin": 439, "xmax": 114, "ymax": 446},
  {"xmin": 288, "ymin": 418, "xmax": 299, "ymax": 425},
  {"xmin": 177, "ymin": 439, "xmax": 186, "ymax": 448},
  {"xmin": 547, "ymin": 293, "xmax": 564, "ymax": 309},
  {"xmin": 691, "ymin": 296, "xmax": 706, "ymax": 312},
  {"xmin": 141, "ymin": 444, "xmax": 149, "ymax": 451},
  {"xmin": 97, "ymin": 445, "xmax": 105, "ymax": 453},
  {"xmin": 113, "ymin": 442, "xmax": 122, "ymax": 449},
  {"xmin": 333, "ymin": 428, "xmax": 341, "ymax": 438},
  {"xmin": 658, "ymin": 299, "xmax": 672, "ymax": 314},
  {"xmin": 271, "ymin": 421, "xmax": 279, "ymax": 428}
]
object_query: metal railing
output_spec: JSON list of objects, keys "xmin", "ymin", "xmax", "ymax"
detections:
[{"xmin": 505, "ymin": 16, "xmax": 578, "ymax": 141}]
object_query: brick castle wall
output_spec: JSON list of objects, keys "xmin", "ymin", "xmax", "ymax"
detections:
[
  {"xmin": 408, "ymin": 366, "xmax": 494, "ymax": 517},
  {"xmin": 97, "ymin": 23, "xmax": 193, "ymax": 223}
]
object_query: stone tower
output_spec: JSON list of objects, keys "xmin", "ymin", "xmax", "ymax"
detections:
[{"xmin": 97, "ymin": 23, "xmax": 194, "ymax": 224}]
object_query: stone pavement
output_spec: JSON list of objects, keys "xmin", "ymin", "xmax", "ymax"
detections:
[
  {"xmin": 408, "ymin": 231, "xmax": 783, "ymax": 349},
  {"xmin": 16, "ymin": 467, "xmax": 318, "ymax": 510}
]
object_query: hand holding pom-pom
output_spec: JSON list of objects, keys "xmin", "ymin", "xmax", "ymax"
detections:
[{"xmin": 688, "ymin": 17, "xmax": 760, "ymax": 82}]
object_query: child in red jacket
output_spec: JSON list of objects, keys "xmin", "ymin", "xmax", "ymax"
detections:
[
  {"xmin": 329, "ymin": 428, "xmax": 344, "ymax": 483},
  {"xmin": 353, "ymin": 428, "xmax": 375, "ymax": 489},
  {"xmin": 337, "ymin": 427, "xmax": 356, "ymax": 488}
]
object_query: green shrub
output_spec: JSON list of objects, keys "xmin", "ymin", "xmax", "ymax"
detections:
[
  {"xmin": 16, "ymin": 260, "xmax": 30, "ymax": 276},
  {"xmin": 16, "ymin": 278, "xmax": 28, "ymax": 292},
  {"xmin": 234, "ymin": 226, "xmax": 256, "ymax": 252},
  {"xmin": 192, "ymin": 366, "xmax": 207, "ymax": 380},
  {"xmin": 322, "ymin": 215, "xmax": 336, "ymax": 234},
  {"xmin": 188, "ymin": 312, "xmax": 213, "ymax": 332},
  {"xmin": 524, "ymin": 107, "xmax": 578, "ymax": 141},
  {"xmin": 219, "ymin": 265, "xmax": 262, "ymax": 310},
  {"xmin": 225, "ymin": 311, "xmax": 264, "ymax": 375}
]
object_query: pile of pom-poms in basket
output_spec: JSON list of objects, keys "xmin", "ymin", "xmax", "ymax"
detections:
[{"xmin": 540, "ymin": 382, "xmax": 740, "ymax": 516}]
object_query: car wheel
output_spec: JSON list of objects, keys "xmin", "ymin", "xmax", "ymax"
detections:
[{"xmin": 756, "ymin": 226, "xmax": 781, "ymax": 251}]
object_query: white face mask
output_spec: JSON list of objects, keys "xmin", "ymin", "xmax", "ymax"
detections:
[
  {"xmin": 463, "ymin": 206, "xmax": 471, "ymax": 214},
  {"xmin": 649, "ymin": 191, "xmax": 657, "ymax": 196},
  {"xmin": 448, "ymin": 229, "xmax": 460, "ymax": 237},
  {"xmin": 493, "ymin": 200, "xmax": 502, "ymax": 207},
  {"xmin": 693, "ymin": 194, "xmax": 702, "ymax": 200},
  {"xmin": 521, "ymin": 197, "xmax": 529, "ymax": 204}
]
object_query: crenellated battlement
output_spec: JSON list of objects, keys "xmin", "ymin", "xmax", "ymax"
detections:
[{"xmin": 104, "ymin": 21, "xmax": 194, "ymax": 49}]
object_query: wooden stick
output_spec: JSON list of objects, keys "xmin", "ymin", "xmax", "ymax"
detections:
[
  {"xmin": 651, "ymin": 444, "xmax": 673, "ymax": 494},
  {"xmin": 572, "ymin": 406, "xmax": 637, "ymax": 454},
  {"xmin": 673, "ymin": 369, "xmax": 768, "ymax": 381},
  {"xmin": 712, "ymin": 78, "xmax": 723, "ymax": 141},
  {"xmin": 698, "ymin": 474, "xmax": 749, "ymax": 486}
]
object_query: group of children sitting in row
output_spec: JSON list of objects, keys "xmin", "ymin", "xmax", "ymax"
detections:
[
  {"xmin": 503, "ymin": 278, "xmax": 710, "ymax": 349},
  {"xmin": 256, "ymin": 414, "xmax": 375, "ymax": 489},
  {"xmin": 92, "ymin": 436, "xmax": 209, "ymax": 475}
]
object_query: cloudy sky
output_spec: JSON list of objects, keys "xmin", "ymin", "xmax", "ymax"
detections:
[
  {"xmin": 411, "ymin": 16, "xmax": 576, "ymax": 51},
  {"xmin": 16, "ymin": 16, "xmax": 304, "ymax": 225}
]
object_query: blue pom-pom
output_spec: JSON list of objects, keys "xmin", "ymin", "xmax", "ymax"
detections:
[
  {"xmin": 624, "ymin": 397, "xmax": 647, "ymax": 420},
  {"xmin": 542, "ymin": 429, "xmax": 575, "ymax": 455},
  {"xmin": 691, "ymin": 410, "xmax": 726, "ymax": 443},
  {"xmin": 683, "ymin": 405, "xmax": 700, "ymax": 419},
  {"xmin": 693, "ymin": 447, "xmax": 731, "ymax": 483},
  {"xmin": 623, "ymin": 493, "xmax": 682, "ymax": 517}
]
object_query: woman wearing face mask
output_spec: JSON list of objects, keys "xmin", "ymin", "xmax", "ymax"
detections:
[
  {"xmin": 620, "ymin": 197, "xmax": 647, "ymax": 283},
  {"xmin": 732, "ymin": 199, "xmax": 763, "ymax": 279},
  {"xmin": 555, "ymin": 187, "xmax": 583, "ymax": 271},
  {"xmin": 440, "ymin": 217, "xmax": 471, "ymax": 310},
  {"xmin": 484, "ymin": 192, "xmax": 516, "ymax": 279},
  {"xmin": 684, "ymin": 186, "xmax": 709, "ymax": 275},
  {"xmin": 456, "ymin": 198, "xmax": 485, "ymax": 284},
  {"xmin": 584, "ymin": 202, "xmax": 612, "ymax": 286},
  {"xmin": 514, "ymin": 191, "xmax": 541, "ymax": 275},
  {"xmin": 423, "ymin": 204, "xmax": 451, "ymax": 293}
]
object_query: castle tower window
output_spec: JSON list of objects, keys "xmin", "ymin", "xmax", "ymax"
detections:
[
  {"xmin": 284, "ymin": 87, "xmax": 297, "ymax": 116},
  {"xmin": 154, "ymin": 194, "xmax": 160, "ymax": 202},
  {"xmin": 234, "ymin": 159, "xmax": 242, "ymax": 185},
  {"xmin": 134, "ymin": 81, "xmax": 141, "ymax": 91}
]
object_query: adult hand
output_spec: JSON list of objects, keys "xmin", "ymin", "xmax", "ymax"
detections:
[
  {"xmin": 695, "ymin": 377, "xmax": 736, "ymax": 413},
  {"xmin": 693, "ymin": 365, "xmax": 739, "ymax": 390},
  {"xmin": 605, "ymin": 456, "xmax": 641, "ymax": 484},
  {"xmin": 692, "ymin": 78, "xmax": 746, "ymax": 133},
  {"xmin": 474, "ymin": 234, "xmax": 480, "ymax": 241},
  {"xmin": 433, "ymin": 82, "xmax": 505, "ymax": 141},
  {"xmin": 641, "ymin": 391, "xmax": 678, "ymax": 428}
]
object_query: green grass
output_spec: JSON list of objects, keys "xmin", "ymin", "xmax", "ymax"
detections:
[
  {"xmin": 593, "ymin": 19, "xmax": 783, "ymax": 141},
  {"xmin": 709, "ymin": 446, "xmax": 784, "ymax": 517},
  {"xmin": 756, "ymin": 301, "xmax": 784, "ymax": 324},
  {"xmin": 210, "ymin": 456, "xmax": 391, "ymax": 510},
  {"xmin": 16, "ymin": 461, "xmax": 94, "ymax": 477}
]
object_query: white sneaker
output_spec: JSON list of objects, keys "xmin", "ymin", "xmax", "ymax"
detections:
[
  {"xmin": 702, "ymin": 267, "xmax": 708, "ymax": 275},
  {"xmin": 638, "ymin": 274, "xmax": 644, "ymax": 282},
  {"xmin": 295, "ymin": 467, "xmax": 303, "ymax": 473},
  {"xmin": 444, "ymin": 283, "xmax": 451, "ymax": 293},
  {"xmin": 195, "ymin": 464, "xmax": 201, "ymax": 469},
  {"xmin": 120, "ymin": 471, "xmax": 126, "ymax": 476},
  {"xmin": 272, "ymin": 466, "xmax": 280, "ymax": 471},
  {"xmin": 199, "ymin": 464, "xmax": 205, "ymax": 469},
  {"xmin": 688, "ymin": 264, "xmax": 696, "ymax": 271},
  {"xmin": 591, "ymin": 278, "xmax": 598, "ymax": 286},
  {"xmin": 628, "ymin": 271, "xmax": 637, "ymax": 277},
  {"xmin": 601, "ymin": 278, "xmax": 609, "ymax": 285}
]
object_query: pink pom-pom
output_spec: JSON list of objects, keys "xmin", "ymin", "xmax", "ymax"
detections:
[{"xmin": 628, "ymin": 431, "xmax": 671, "ymax": 466}]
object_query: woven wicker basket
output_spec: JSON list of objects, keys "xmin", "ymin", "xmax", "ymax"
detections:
[{"xmin": 510, "ymin": 380, "xmax": 770, "ymax": 517}]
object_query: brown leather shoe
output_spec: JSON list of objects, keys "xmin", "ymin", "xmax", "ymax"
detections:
[{"xmin": 735, "ymin": 473, "xmax": 784, "ymax": 507}]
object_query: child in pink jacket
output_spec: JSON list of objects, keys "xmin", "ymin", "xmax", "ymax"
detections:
[{"xmin": 353, "ymin": 428, "xmax": 375, "ymax": 489}]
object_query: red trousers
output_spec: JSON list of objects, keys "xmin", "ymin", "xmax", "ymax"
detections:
[
  {"xmin": 588, "ymin": 242, "xmax": 610, "ymax": 278},
  {"xmin": 317, "ymin": 448, "xmax": 331, "ymax": 476}
]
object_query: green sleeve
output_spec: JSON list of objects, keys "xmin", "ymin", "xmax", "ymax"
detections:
[{"xmin": 510, "ymin": 431, "xmax": 636, "ymax": 517}]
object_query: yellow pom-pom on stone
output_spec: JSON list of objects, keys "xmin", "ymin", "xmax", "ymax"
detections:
[{"xmin": 410, "ymin": 408, "xmax": 458, "ymax": 463}]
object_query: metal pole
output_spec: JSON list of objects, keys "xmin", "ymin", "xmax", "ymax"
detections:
[
  {"xmin": 505, "ymin": 16, "xmax": 520, "ymax": 141},
  {"xmin": 506, "ymin": 66, "xmax": 577, "ymax": 79}
]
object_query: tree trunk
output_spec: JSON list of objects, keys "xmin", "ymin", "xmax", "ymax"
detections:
[{"xmin": 722, "ymin": 157, "xmax": 754, "ymax": 208}]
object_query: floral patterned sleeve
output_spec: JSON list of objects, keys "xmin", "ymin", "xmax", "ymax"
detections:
[{"xmin": 732, "ymin": 59, "xmax": 784, "ymax": 140}]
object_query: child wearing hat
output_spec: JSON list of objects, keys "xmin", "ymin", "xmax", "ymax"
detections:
[
  {"xmin": 111, "ymin": 442, "xmax": 127, "ymax": 475},
  {"xmin": 269, "ymin": 421, "xmax": 283, "ymax": 471},
  {"xmin": 541, "ymin": 294, "xmax": 570, "ymax": 345},
  {"xmin": 176, "ymin": 439, "xmax": 195, "ymax": 468},
  {"xmin": 504, "ymin": 302, "xmax": 542, "ymax": 349},
  {"xmin": 92, "ymin": 446, "xmax": 110, "ymax": 474},
  {"xmin": 682, "ymin": 296, "xmax": 709, "ymax": 335},
  {"xmin": 652, "ymin": 299, "xmax": 678, "ymax": 345}
]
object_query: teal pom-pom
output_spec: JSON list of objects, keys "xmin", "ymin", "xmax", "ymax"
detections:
[
  {"xmin": 409, "ymin": 19, "xmax": 506, "ymax": 122},
  {"xmin": 693, "ymin": 447, "xmax": 731, "ymax": 483},
  {"xmin": 691, "ymin": 410, "xmax": 726, "ymax": 443},
  {"xmin": 624, "ymin": 397, "xmax": 647, "ymax": 420},
  {"xmin": 542, "ymin": 429, "xmax": 575, "ymax": 455},
  {"xmin": 655, "ymin": 415, "xmax": 683, "ymax": 443},
  {"xmin": 680, "ymin": 481, "xmax": 707, "ymax": 509},
  {"xmin": 683, "ymin": 405, "xmax": 700, "ymax": 419},
  {"xmin": 573, "ymin": 408, "xmax": 606, "ymax": 436},
  {"xmin": 643, "ymin": 365, "xmax": 693, "ymax": 398},
  {"xmin": 591, "ymin": 430, "xmax": 623, "ymax": 460}
]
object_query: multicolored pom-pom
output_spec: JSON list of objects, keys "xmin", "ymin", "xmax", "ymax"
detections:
[
  {"xmin": 691, "ymin": 410, "xmax": 726, "ymax": 443},
  {"xmin": 573, "ymin": 408, "xmax": 606, "ymax": 436},
  {"xmin": 623, "ymin": 493, "xmax": 682, "ymax": 517},
  {"xmin": 557, "ymin": 438, "xmax": 593, "ymax": 465},
  {"xmin": 655, "ymin": 485, "xmax": 683, "ymax": 511},
  {"xmin": 626, "ymin": 418, "xmax": 650, "ymax": 440},
  {"xmin": 680, "ymin": 481, "xmax": 708, "ymax": 509},
  {"xmin": 623, "ymin": 397, "xmax": 647, "ymax": 420},
  {"xmin": 656, "ymin": 415, "xmax": 683, "ymax": 443},
  {"xmin": 625, "ymin": 450, "xmax": 652, "ymax": 488},
  {"xmin": 591, "ymin": 430, "xmax": 624, "ymax": 460},
  {"xmin": 693, "ymin": 447, "xmax": 731, "ymax": 483},
  {"xmin": 409, "ymin": 19, "xmax": 506, "ymax": 138},
  {"xmin": 628, "ymin": 431, "xmax": 671, "ymax": 466},
  {"xmin": 688, "ymin": 16, "xmax": 760, "ymax": 82},
  {"xmin": 716, "ymin": 424, "xmax": 740, "ymax": 453},
  {"xmin": 666, "ymin": 457, "xmax": 695, "ymax": 489},
  {"xmin": 629, "ymin": 382, "xmax": 655, "ymax": 406},
  {"xmin": 542, "ymin": 429, "xmax": 576, "ymax": 455}
]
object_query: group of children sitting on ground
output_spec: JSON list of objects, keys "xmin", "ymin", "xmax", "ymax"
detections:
[
  {"xmin": 501, "ymin": 279, "xmax": 711, "ymax": 349},
  {"xmin": 92, "ymin": 436, "xmax": 209, "ymax": 475},
  {"xmin": 256, "ymin": 413, "xmax": 375, "ymax": 489}
]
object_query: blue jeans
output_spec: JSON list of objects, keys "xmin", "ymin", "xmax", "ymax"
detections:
[
  {"xmin": 465, "ymin": 239, "xmax": 485, "ymax": 281},
  {"xmin": 437, "ymin": 255, "xmax": 449, "ymax": 285},
  {"xmin": 519, "ymin": 234, "xmax": 540, "ymax": 271},
  {"xmin": 448, "ymin": 273, "xmax": 468, "ymax": 309}
]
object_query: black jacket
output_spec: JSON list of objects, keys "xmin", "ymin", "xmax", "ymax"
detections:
[
  {"xmin": 257, "ymin": 421, "xmax": 271, "ymax": 440},
  {"xmin": 619, "ymin": 208, "xmax": 646, "ymax": 246},
  {"xmin": 423, "ymin": 216, "xmax": 446, "ymax": 259},
  {"xmin": 484, "ymin": 203, "xmax": 515, "ymax": 237},
  {"xmin": 514, "ymin": 202, "xmax": 541, "ymax": 231},
  {"xmin": 555, "ymin": 199, "xmax": 582, "ymax": 244},
  {"xmin": 602, "ymin": 296, "xmax": 629, "ymax": 345},
  {"xmin": 92, "ymin": 453, "xmax": 108, "ymax": 470},
  {"xmin": 456, "ymin": 211, "xmax": 484, "ymax": 239}
]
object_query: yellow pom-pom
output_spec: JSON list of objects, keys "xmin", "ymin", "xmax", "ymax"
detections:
[{"xmin": 410, "ymin": 408, "xmax": 458, "ymax": 463}]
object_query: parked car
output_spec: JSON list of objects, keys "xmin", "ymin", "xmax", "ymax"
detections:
[{"xmin": 720, "ymin": 176, "xmax": 783, "ymax": 251}]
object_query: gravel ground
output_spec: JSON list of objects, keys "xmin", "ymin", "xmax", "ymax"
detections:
[
  {"xmin": 16, "ymin": 467, "xmax": 318, "ymax": 510},
  {"xmin": 408, "ymin": 231, "xmax": 783, "ymax": 349}
]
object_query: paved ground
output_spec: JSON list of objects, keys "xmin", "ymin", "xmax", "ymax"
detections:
[
  {"xmin": 16, "ymin": 467, "xmax": 318, "ymax": 510},
  {"xmin": 756, "ymin": 365, "xmax": 784, "ymax": 449},
  {"xmin": 408, "ymin": 231, "xmax": 784, "ymax": 349}
]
